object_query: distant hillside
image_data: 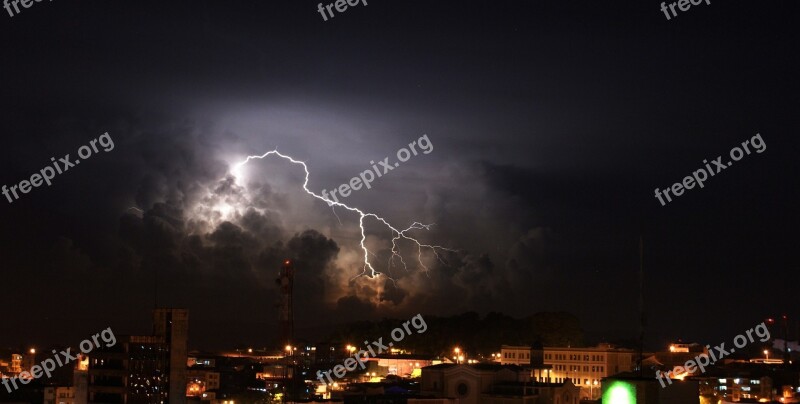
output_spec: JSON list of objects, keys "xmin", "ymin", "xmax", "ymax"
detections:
[{"xmin": 326, "ymin": 311, "xmax": 585, "ymax": 356}]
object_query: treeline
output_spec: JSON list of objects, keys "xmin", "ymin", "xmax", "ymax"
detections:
[{"xmin": 327, "ymin": 311, "xmax": 585, "ymax": 357}]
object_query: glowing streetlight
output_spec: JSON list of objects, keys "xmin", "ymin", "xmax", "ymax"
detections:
[
  {"xmin": 29, "ymin": 348, "xmax": 35, "ymax": 355},
  {"xmin": 764, "ymin": 350, "xmax": 770, "ymax": 360},
  {"xmin": 453, "ymin": 348, "xmax": 464, "ymax": 363}
]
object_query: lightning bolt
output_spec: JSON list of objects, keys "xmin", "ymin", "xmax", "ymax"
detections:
[{"xmin": 232, "ymin": 150, "xmax": 454, "ymax": 280}]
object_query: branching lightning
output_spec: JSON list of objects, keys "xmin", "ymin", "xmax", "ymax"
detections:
[{"xmin": 232, "ymin": 150, "xmax": 453, "ymax": 280}]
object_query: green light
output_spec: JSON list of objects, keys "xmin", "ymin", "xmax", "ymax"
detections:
[{"xmin": 602, "ymin": 381, "xmax": 636, "ymax": 404}]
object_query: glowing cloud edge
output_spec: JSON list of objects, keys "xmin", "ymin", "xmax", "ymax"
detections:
[{"xmin": 232, "ymin": 149, "xmax": 455, "ymax": 280}]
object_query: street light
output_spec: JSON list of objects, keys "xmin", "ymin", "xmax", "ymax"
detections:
[
  {"xmin": 591, "ymin": 380, "xmax": 598, "ymax": 399},
  {"xmin": 453, "ymin": 348, "xmax": 464, "ymax": 364},
  {"xmin": 764, "ymin": 350, "xmax": 769, "ymax": 360}
]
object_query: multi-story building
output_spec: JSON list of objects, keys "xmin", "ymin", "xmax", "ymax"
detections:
[
  {"xmin": 89, "ymin": 334, "xmax": 167, "ymax": 403},
  {"xmin": 87, "ymin": 308, "xmax": 188, "ymax": 404},
  {"xmin": 498, "ymin": 344, "xmax": 635, "ymax": 400},
  {"xmin": 688, "ymin": 363, "xmax": 800, "ymax": 403},
  {"xmin": 153, "ymin": 308, "xmax": 189, "ymax": 404},
  {"xmin": 373, "ymin": 355, "xmax": 437, "ymax": 378},
  {"xmin": 421, "ymin": 363, "xmax": 580, "ymax": 404},
  {"xmin": 498, "ymin": 346, "xmax": 532, "ymax": 367},
  {"xmin": 21, "ymin": 350, "xmax": 38, "ymax": 374},
  {"xmin": 186, "ymin": 369, "xmax": 220, "ymax": 397},
  {"xmin": 44, "ymin": 386, "xmax": 76, "ymax": 404},
  {"xmin": 73, "ymin": 357, "xmax": 89, "ymax": 404},
  {"xmin": 0, "ymin": 353, "xmax": 22, "ymax": 376}
]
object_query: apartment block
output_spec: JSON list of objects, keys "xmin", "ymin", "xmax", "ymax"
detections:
[
  {"xmin": 499, "ymin": 344, "xmax": 635, "ymax": 400},
  {"xmin": 87, "ymin": 308, "xmax": 189, "ymax": 404}
]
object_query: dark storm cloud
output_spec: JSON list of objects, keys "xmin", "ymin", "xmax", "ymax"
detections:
[
  {"xmin": 45, "ymin": 236, "xmax": 94, "ymax": 273},
  {"xmin": 0, "ymin": 0, "xmax": 798, "ymax": 350}
]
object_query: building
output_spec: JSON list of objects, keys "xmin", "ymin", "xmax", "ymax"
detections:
[
  {"xmin": 498, "ymin": 344, "xmax": 635, "ymax": 400},
  {"xmin": 373, "ymin": 355, "xmax": 437, "ymax": 378},
  {"xmin": 87, "ymin": 308, "xmax": 189, "ymax": 404},
  {"xmin": 0, "ymin": 353, "xmax": 22, "ymax": 376},
  {"xmin": 153, "ymin": 307, "xmax": 189, "ymax": 404},
  {"xmin": 21, "ymin": 350, "xmax": 37, "ymax": 374},
  {"xmin": 641, "ymin": 342, "xmax": 708, "ymax": 383},
  {"xmin": 186, "ymin": 369, "xmax": 220, "ymax": 398},
  {"xmin": 499, "ymin": 346, "xmax": 533, "ymax": 367},
  {"xmin": 44, "ymin": 386, "xmax": 77, "ymax": 404},
  {"xmin": 482, "ymin": 381, "xmax": 581, "ymax": 404},
  {"xmin": 421, "ymin": 363, "xmax": 580, "ymax": 404},
  {"xmin": 687, "ymin": 362, "xmax": 800, "ymax": 403},
  {"xmin": 73, "ymin": 359, "xmax": 89, "ymax": 404}
]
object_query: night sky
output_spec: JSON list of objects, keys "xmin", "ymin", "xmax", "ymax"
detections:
[{"xmin": 1, "ymin": 1, "xmax": 798, "ymax": 351}]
